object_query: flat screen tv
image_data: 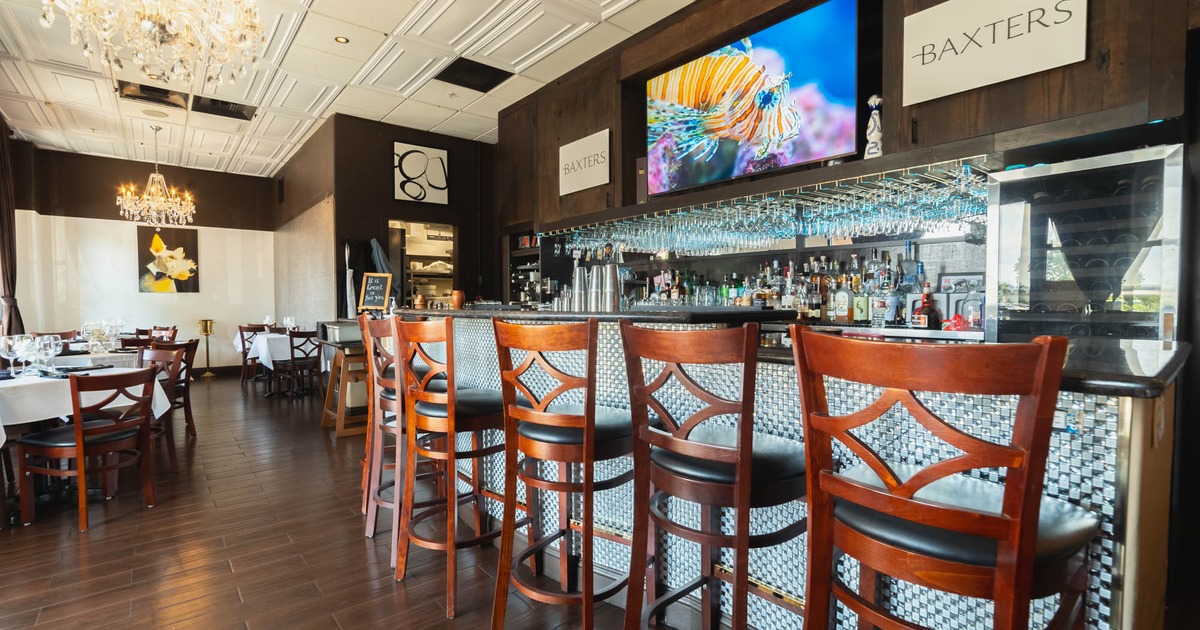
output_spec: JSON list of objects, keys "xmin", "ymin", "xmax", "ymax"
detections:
[{"xmin": 646, "ymin": 0, "xmax": 858, "ymax": 196}]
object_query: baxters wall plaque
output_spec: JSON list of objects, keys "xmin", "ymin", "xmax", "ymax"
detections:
[
  {"xmin": 903, "ymin": 0, "xmax": 1087, "ymax": 106},
  {"xmin": 394, "ymin": 142, "xmax": 448, "ymax": 204},
  {"xmin": 559, "ymin": 129, "xmax": 610, "ymax": 196}
]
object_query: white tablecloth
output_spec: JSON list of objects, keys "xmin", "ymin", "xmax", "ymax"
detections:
[
  {"xmin": 239, "ymin": 333, "xmax": 292, "ymax": 371},
  {"xmin": 53, "ymin": 351, "xmax": 141, "ymax": 369},
  {"xmin": 0, "ymin": 367, "xmax": 172, "ymax": 447}
]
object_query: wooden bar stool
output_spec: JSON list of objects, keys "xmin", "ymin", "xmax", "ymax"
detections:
[
  {"xmin": 790, "ymin": 326, "xmax": 1097, "ymax": 629},
  {"xmin": 490, "ymin": 318, "xmax": 634, "ymax": 630},
  {"xmin": 394, "ymin": 316, "xmax": 506, "ymax": 619},
  {"xmin": 321, "ymin": 342, "xmax": 369, "ymax": 437},
  {"xmin": 620, "ymin": 321, "xmax": 808, "ymax": 629}
]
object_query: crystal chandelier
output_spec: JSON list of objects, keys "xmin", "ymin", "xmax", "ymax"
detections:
[
  {"xmin": 39, "ymin": 0, "xmax": 266, "ymax": 86},
  {"xmin": 117, "ymin": 126, "xmax": 196, "ymax": 231}
]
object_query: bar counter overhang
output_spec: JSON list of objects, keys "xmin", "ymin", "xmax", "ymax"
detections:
[{"xmin": 391, "ymin": 306, "xmax": 1188, "ymax": 629}]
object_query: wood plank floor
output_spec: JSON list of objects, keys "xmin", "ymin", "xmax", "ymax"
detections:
[{"xmin": 0, "ymin": 378, "xmax": 625, "ymax": 629}]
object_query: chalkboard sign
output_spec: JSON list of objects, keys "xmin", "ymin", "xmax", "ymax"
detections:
[{"xmin": 358, "ymin": 273, "xmax": 392, "ymax": 311}]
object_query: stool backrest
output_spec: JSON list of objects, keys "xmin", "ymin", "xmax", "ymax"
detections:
[
  {"xmin": 493, "ymin": 318, "xmax": 597, "ymax": 440},
  {"xmin": 394, "ymin": 318, "xmax": 453, "ymax": 408},
  {"xmin": 790, "ymin": 325, "xmax": 1067, "ymax": 591},
  {"xmin": 360, "ymin": 314, "xmax": 396, "ymax": 391},
  {"xmin": 620, "ymin": 321, "xmax": 760, "ymax": 476}
]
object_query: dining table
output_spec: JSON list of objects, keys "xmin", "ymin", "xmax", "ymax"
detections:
[
  {"xmin": 232, "ymin": 332, "xmax": 293, "ymax": 371},
  {"xmin": 53, "ymin": 350, "xmax": 142, "ymax": 369},
  {"xmin": 0, "ymin": 366, "xmax": 172, "ymax": 448}
]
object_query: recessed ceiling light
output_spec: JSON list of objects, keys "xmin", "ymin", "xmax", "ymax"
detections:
[{"xmin": 334, "ymin": 36, "xmax": 349, "ymax": 44}]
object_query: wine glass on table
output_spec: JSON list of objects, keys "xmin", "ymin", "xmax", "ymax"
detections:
[
  {"xmin": 39, "ymin": 335, "xmax": 64, "ymax": 374},
  {"xmin": 10, "ymin": 335, "xmax": 33, "ymax": 376},
  {"xmin": 282, "ymin": 316, "xmax": 295, "ymax": 331},
  {"xmin": 0, "ymin": 336, "xmax": 19, "ymax": 376}
]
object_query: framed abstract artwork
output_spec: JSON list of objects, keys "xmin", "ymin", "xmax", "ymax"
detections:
[
  {"xmin": 137, "ymin": 226, "xmax": 199, "ymax": 293},
  {"xmin": 394, "ymin": 142, "xmax": 448, "ymax": 204}
]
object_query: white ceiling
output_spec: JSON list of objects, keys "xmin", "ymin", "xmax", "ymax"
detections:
[{"xmin": 0, "ymin": 0, "xmax": 694, "ymax": 178}]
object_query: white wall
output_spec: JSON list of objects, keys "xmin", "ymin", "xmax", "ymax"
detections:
[
  {"xmin": 274, "ymin": 197, "xmax": 336, "ymax": 328},
  {"xmin": 14, "ymin": 210, "xmax": 275, "ymax": 367}
]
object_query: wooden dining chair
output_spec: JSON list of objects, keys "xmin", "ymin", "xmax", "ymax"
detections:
[
  {"xmin": 274, "ymin": 330, "xmax": 320, "ymax": 396},
  {"xmin": 31, "ymin": 330, "xmax": 78, "ymax": 339},
  {"xmin": 152, "ymin": 339, "xmax": 199, "ymax": 439},
  {"xmin": 238, "ymin": 324, "xmax": 268, "ymax": 384},
  {"xmin": 790, "ymin": 326, "xmax": 1097, "ymax": 630},
  {"xmin": 620, "ymin": 321, "xmax": 808, "ymax": 629},
  {"xmin": 150, "ymin": 326, "xmax": 177, "ymax": 341},
  {"xmin": 16, "ymin": 368, "xmax": 158, "ymax": 532},
  {"xmin": 139, "ymin": 347, "xmax": 185, "ymax": 472},
  {"xmin": 394, "ymin": 316, "xmax": 505, "ymax": 619},
  {"xmin": 120, "ymin": 337, "xmax": 153, "ymax": 350},
  {"xmin": 491, "ymin": 318, "xmax": 633, "ymax": 630},
  {"xmin": 267, "ymin": 325, "xmax": 289, "ymax": 335}
]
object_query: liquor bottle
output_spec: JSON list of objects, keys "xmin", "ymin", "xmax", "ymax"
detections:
[
  {"xmin": 852, "ymin": 275, "xmax": 870, "ymax": 323},
  {"xmin": 669, "ymin": 270, "xmax": 680, "ymax": 301},
  {"xmin": 884, "ymin": 270, "xmax": 902, "ymax": 326},
  {"xmin": 911, "ymin": 282, "xmax": 943, "ymax": 330},
  {"xmin": 719, "ymin": 274, "xmax": 731, "ymax": 305},
  {"xmin": 899, "ymin": 241, "xmax": 919, "ymax": 291},
  {"xmin": 870, "ymin": 269, "xmax": 889, "ymax": 328},
  {"xmin": 864, "ymin": 248, "xmax": 885, "ymax": 287},
  {"xmin": 833, "ymin": 275, "xmax": 854, "ymax": 323},
  {"xmin": 915, "ymin": 261, "xmax": 926, "ymax": 288}
]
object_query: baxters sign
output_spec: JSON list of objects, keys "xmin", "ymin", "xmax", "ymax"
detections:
[{"xmin": 903, "ymin": 0, "xmax": 1087, "ymax": 106}]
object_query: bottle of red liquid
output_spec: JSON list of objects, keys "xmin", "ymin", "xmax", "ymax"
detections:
[{"xmin": 912, "ymin": 281, "xmax": 943, "ymax": 330}]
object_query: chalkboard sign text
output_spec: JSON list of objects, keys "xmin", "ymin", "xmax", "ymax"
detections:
[{"xmin": 358, "ymin": 273, "xmax": 392, "ymax": 311}]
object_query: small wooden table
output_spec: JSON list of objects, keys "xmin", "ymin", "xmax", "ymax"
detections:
[{"xmin": 318, "ymin": 340, "xmax": 368, "ymax": 437}]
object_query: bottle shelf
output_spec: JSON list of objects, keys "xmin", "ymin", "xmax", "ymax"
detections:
[{"xmin": 511, "ymin": 248, "xmax": 540, "ymax": 257}]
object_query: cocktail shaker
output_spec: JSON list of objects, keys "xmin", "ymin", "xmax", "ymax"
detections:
[{"xmin": 572, "ymin": 267, "xmax": 588, "ymax": 312}]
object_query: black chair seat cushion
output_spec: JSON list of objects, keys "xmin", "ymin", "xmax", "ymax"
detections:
[
  {"xmin": 414, "ymin": 388, "xmax": 507, "ymax": 419},
  {"xmin": 382, "ymin": 364, "xmax": 447, "ymax": 382},
  {"xmin": 648, "ymin": 425, "xmax": 806, "ymax": 486},
  {"xmin": 833, "ymin": 463, "xmax": 1099, "ymax": 567},
  {"xmin": 17, "ymin": 420, "xmax": 139, "ymax": 448},
  {"xmin": 515, "ymin": 403, "xmax": 636, "ymax": 445},
  {"xmin": 380, "ymin": 378, "xmax": 450, "ymax": 401}
]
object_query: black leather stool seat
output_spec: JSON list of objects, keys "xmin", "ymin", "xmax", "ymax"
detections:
[
  {"xmin": 649, "ymin": 425, "xmax": 806, "ymax": 486},
  {"xmin": 834, "ymin": 463, "xmax": 1100, "ymax": 567},
  {"xmin": 414, "ymin": 388, "xmax": 507, "ymax": 419},
  {"xmin": 17, "ymin": 420, "xmax": 139, "ymax": 448},
  {"xmin": 515, "ymin": 403, "xmax": 636, "ymax": 445}
]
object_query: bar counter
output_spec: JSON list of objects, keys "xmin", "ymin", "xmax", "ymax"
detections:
[{"xmin": 391, "ymin": 310, "xmax": 1184, "ymax": 629}]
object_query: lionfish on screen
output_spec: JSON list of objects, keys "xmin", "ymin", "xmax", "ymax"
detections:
[{"xmin": 647, "ymin": 38, "xmax": 802, "ymax": 162}]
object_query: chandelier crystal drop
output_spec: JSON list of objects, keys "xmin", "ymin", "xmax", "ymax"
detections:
[
  {"xmin": 40, "ymin": 0, "xmax": 266, "ymax": 85},
  {"xmin": 117, "ymin": 125, "xmax": 196, "ymax": 231}
]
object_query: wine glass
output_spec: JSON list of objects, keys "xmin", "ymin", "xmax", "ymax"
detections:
[
  {"xmin": 40, "ymin": 335, "xmax": 64, "ymax": 374},
  {"xmin": 8, "ymin": 335, "xmax": 33, "ymax": 376},
  {"xmin": 0, "ymin": 336, "xmax": 19, "ymax": 376},
  {"xmin": 282, "ymin": 316, "xmax": 296, "ymax": 331}
]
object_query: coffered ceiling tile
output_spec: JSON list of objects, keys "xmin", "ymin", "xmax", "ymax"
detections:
[
  {"xmin": 464, "ymin": 0, "xmax": 596, "ymax": 73},
  {"xmin": 229, "ymin": 156, "xmax": 277, "ymax": 177},
  {"xmin": 29, "ymin": 66, "xmax": 116, "ymax": 111},
  {"xmin": 397, "ymin": 0, "xmax": 523, "ymax": 53},
  {"xmin": 487, "ymin": 74, "xmax": 542, "ymax": 101},
  {"xmin": 0, "ymin": 3, "xmax": 102, "ymax": 73},
  {"xmin": 475, "ymin": 127, "xmax": 499, "ymax": 144},
  {"xmin": 462, "ymin": 94, "xmax": 512, "ymax": 119},
  {"xmin": 56, "ymin": 106, "xmax": 123, "ymax": 137},
  {"xmin": 188, "ymin": 110, "xmax": 251, "ymax": 134},
  {"xmin": 431, "ymin": 110, "xmax": 495, "ymax": 138},
  {"xmin": 116, "ymin": 98, "xmax": 189, "ymax": 127},
  {"xmin": 0, "ymin": 59, "xmax": 38, "ymax": 99},
  {"xmin": 606, "ymin": 0, "xmax": 692, "ymax": 33},
  {"xmin": 186, "ymin": 127, "xmax": 241, "ymax": 155},
  {"xmin": 331, "ymin": 85, "xmax": 404, "ymax": 118},
  {"xmin": 310, "ymin": 0, "xmax": 419, "ymax": 31},
  {"xmin": 280, "ymin": 43, "xmax": 364, "ymax": 84},
  {"xmin": 127, "ymin": 142, "xmax": 180, "ymax": 165},
  {"xmin": 410, "ymin": 79, "xmax": 482, "ymax": 109},
  {"xmin": 354, "ymin": 36, "xmax": 452, "ymax": 97},
  {"xmin": 257, "ymin": 0, "xmax": 309, "ymax": 67},
  {"xmin": 556, "ymin": 0, "xmax": 635, "ymax": 20},
  {"xmin": 519, "ymin": 19, "xmax": 626, "ymax": 83},
  {"xmin": 0, "ymin": 95, "xmax": 52, "ymax": 128},
  {"xmin": 18, "ymin": 127, "xmax": 70, "ymax": 151},
  {"xmin": 382, "ymin": 99, "xmax": 455, "ymax": 130},
  {"xmin": 293, "ymin": 11, "xmax": 387, "ymax": 61},
  {"xmin": 182, "ymin": 150, "xmax": 230, "ymax": 171},
  {"xmin": 249, "ymin": 108, "xmax": 315, "ymax": 142},
  {"xmin": 237, "ymin": 136, "xmax": 292, "ymax": 162},
  {"xmin": 69, "ymin": 135, "xmax": 127, "ymax": 159},
  {"xmin": 264, "ymin": 70, "xmax": 341, "ymax": 116},
  {"xmin": 199, "ymin": 66, "xmax": 277, "ymax": 107},
  {"xmin": 127, "ymin": 118, "xmax": 184, "ymax": 147}
]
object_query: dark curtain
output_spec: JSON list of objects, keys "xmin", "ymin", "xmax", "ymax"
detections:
[{"xmin": 0, "ymin": 118, "xmax": 23, "ymax": 335}]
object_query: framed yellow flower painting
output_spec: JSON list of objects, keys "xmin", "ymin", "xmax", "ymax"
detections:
[{"xmin": 137, "ymin": 226, "xmax": 199, "ymax": 293}]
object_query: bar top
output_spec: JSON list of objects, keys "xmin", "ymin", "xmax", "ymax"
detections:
[
  {"xmin": 760, "ymin": 338, "xmax": 1191, "ymax": 399},
  {"xmin": 396, "ymin": 306, "xmax": 800, "ymax": 324}
]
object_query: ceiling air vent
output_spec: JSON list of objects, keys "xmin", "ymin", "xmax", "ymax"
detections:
[
  {"xmin": 117, "ymin": 81, "xmax": 187, "ymax": 109},
  {"xmin": 433, "ymin": 58, "xmax": 513, "ymax": 93},
  {"xmin": 191, "ymin": 96, "xmax": 256, "ymax": 121}
]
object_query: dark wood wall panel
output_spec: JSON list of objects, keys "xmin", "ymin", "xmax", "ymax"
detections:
[
  {"xmin": 274, "ymin": 118, "xmax": 334, "ymax": 228},
  {"xmin": 496, "ymin": 100, "xmax": 536, "ymax": 228},
  {"xmin": 1191, "ymin": 0, "xmax": 1200, "ymax": 29},
  {"xmin": 535, "ymin": 60, "xmax": 618, "ymax": 224}
]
